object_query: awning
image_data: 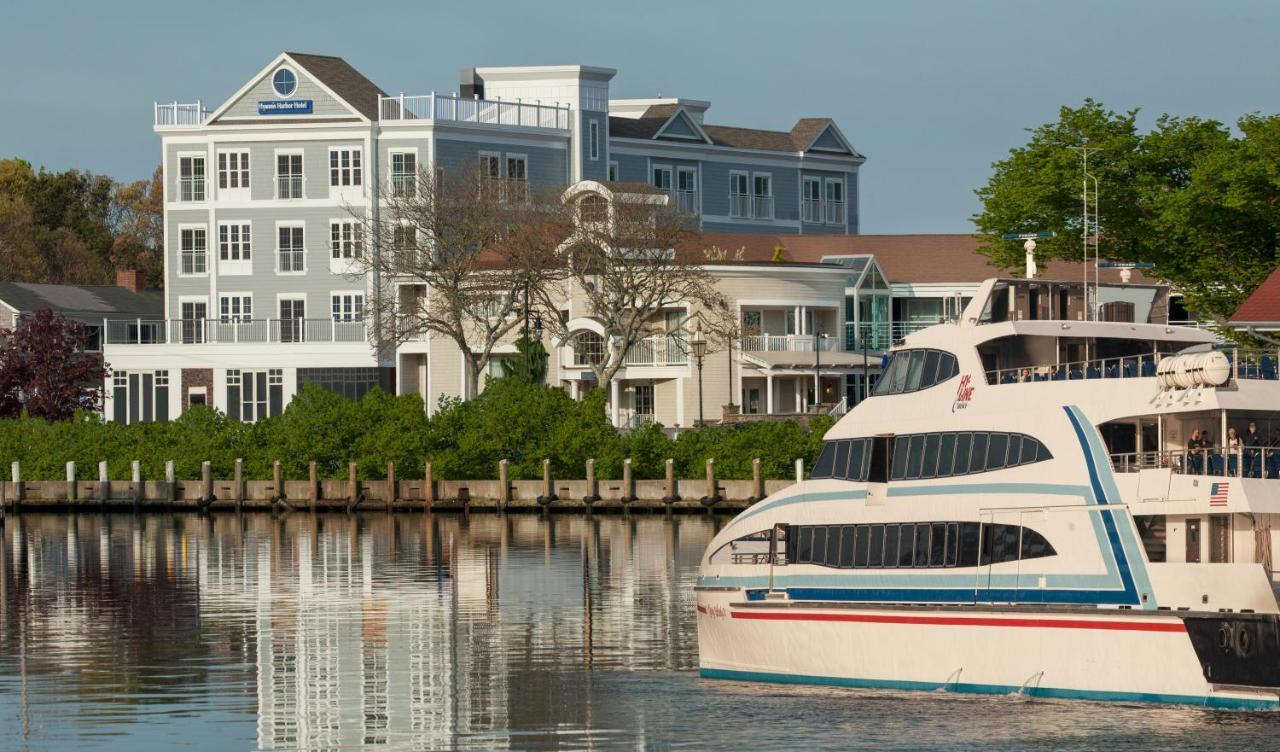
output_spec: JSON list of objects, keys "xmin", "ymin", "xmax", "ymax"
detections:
[{"xmin": 741, "ymin": 351, "xmax": 881, "ymax": 370}]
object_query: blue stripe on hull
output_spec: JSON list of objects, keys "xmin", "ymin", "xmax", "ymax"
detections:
[{"xmin": 699, "ymin": 667, "xmax": 1279, "ymax": 711}]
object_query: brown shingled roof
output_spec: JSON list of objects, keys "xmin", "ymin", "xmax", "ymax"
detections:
[
  {"xmin": 286, "ymin": 52, "xmax": 388, "ymax": 121},
  {"xmin": 1230, "ymin": 266, "xmax": 1280, "ymax": 324},
  {"xmin": 610, "ymin": 107, "xmax": 856, "ymax": 155},
  {"xmin": 687, "ymin": 233, "xmax": 1155, "ymax": 285}
]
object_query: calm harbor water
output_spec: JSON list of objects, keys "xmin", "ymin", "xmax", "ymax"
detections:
[{"xmin": 0, "ymin": 513, "xmax": 1278, "ymax": 751}]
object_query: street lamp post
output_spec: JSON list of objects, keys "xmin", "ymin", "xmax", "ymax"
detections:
[
  {"xmin": 813, "ymin": 330, "xmax": 826, "ymax": 411},
  {"xmin": 691, "ymin": 325, "xmax": 708, "ymax": 426}
]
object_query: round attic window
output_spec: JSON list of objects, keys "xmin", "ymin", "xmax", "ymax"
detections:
[{"xmin": 272, "ymin": 68, "xmax": 298, "ymax": 98}]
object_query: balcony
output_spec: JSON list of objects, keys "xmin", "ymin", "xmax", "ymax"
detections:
[
  {"xmin": 623, "ymin": 335, "xmax": 688, "ymax": 366},
  {"xmin": 741, "ymin": 334, "xmax": 838, "ymax": 353},
  {"xmin": 104, "ymin": 318, "xmax": 367, "ymax": 346},
  {"xmin": 379, "ymin": 93, "xmax": 571, "ymax": 130},
  {"xmin": 752, "ymin": 195, "xmax": 774, "ymax": 219},
  {"xmin": 802, "ymin": 199, "xmax": 822, "ymax": 223},
  {"xmin": 178, "ymin": 178, "xmax": 206, "ymax": 203},
  {"xmin": 674, "ymin": 190, "xmax": 698, "ymax": 213},
  {"xmin": 729, "ymin": 194, "xmax": 750, "ymax": 218},
  {"xmin": 154, "ymin": 101, "xmax": 208, "ymax": 127},
  {"xmin": 276, "ymin": 175, "xmax": 304, "ymax": 200},
  {"xmin": 824, "ymin": 200, "xmax": 845, "ymax": 224}
]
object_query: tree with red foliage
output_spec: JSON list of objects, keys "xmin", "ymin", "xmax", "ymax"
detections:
[{"xmin": 0, "ymin": 309, "xmax": 110, "ymax": 419}]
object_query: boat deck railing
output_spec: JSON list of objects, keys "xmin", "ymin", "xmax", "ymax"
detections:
[
  {"xmin": 1110, "ymin": 447, "xmax": 1280, "ymax": 479},
  {"xmin": 987, "ymin": 346, "xmax": 1280, "ymax": 386}
]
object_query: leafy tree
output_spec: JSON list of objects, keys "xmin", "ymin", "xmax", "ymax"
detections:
[
  {"xmin": 0, "ymin": 309, "xmax": 110, "ymax": 419},
  {"xmin": 499, "ymin": 333, "xmax": 549, "ymax": 384},
  {"xmin": 972, "ymin": 101, "xmax": 1280, "ymax": 319},
  {"xmin": 110, "ymin": 166, "xmax": 165, "ymax": 287}
]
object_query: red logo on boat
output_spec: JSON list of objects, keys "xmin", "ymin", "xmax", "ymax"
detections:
[{"xmin": 952, "ymin": 374, "xmax": 975, "ymax": 412}]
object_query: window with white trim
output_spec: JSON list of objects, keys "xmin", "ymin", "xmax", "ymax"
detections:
[
  {"xmin": 331, "ymin": 293, "xmax": 365, "ymax": 322},
  {"xmin": 676, "ymin": 167, "xmax": 697, "ymax": 213},
  {"xmin": 329, "ymin": 147, "xmax": 362, "ymax": 187},
  {"xmin": 219, "ymin": 294, "xmax": 252, "ymax": 323},
  {"xmin": 390, "ymin": 152, "xmax": 416, "ymax": 197},
  {"xmin": 392, "ymin": 224, "xmax": 419, "ymax": 268},
  {"xmin": 589, "ymin": 120, "xmax": 600, "ymax": 160},
  {"xmin": 277, "ymin": 153, "xmax": 303, "ymax": 199},
  {"xmin": 218, "ymin": 222, "xmax": 251, "ymax": 261},
  {"xmin": 278, "ymin": 225, "xmax": 305, "ymax": 273},
  {"xmin": 330, "ymin": 220, "xmax": 362, "ymax": 259},
  {"xmin": 179, "ymin": 156, "xmax": 205, "ymax": 201},
  {"xmin": 226, "ymin": 368, "xmax": 284, "ymax": 422},
  {"xmin": 111, "ymin": 369, "xmax": 171, "ymax": 425},
  {"xmin": 179, "ymin": 227, "xmax": 207, "ymax": 274},
  {"xmin": 217, "ymin": 151, "xmax": 249, "ymax": 191},
  {"xmin": 505, "ymin": 154, "xmax": 528, "ymax": 202},
  {"xmin": 752, "ymin": 173, "xmax": 773, "ymax": 219},
  {"xmin": 729, "ymin": 172, "xmax": 749, "ymax": 218},
  {"xmin": 824, "ymin": 178, "xmax": 845, "ymax": 224},
  {"xmin": 802, "ymin": 177, "xmax": 822, "ymax": 223}
]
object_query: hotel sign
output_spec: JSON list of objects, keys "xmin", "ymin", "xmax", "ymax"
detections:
[{"xmin": 258, "ymin": 99, "xmax": 313, "ymax": 115}]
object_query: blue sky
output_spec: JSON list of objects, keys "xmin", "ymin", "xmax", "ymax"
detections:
[{"xmin": 2, "ymin": 0, "xmax": 1276, "ymax": 233}]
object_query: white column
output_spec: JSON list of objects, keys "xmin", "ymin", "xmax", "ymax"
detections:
[
  {"xmin": 766, "ymin": 374, "xmax": 774, "ymax": 414},
  {"xmin": 570, "ymin": 379, "xmax": 580, "ymax": 400},
  {"xmin": 610, "ymin": 379, "xmax": 621, "ymax": 427}
]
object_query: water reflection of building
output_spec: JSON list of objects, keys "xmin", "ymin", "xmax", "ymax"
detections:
[{"xmin": 2, "ymin": 512, "xmax": 716, "ymax": 749}]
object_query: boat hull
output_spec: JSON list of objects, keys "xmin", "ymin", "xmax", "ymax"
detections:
[{"xmin": 696, "ymin": 591, "xmax": 1280, "ymax": 710}]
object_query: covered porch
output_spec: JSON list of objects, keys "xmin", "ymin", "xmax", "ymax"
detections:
[{"xmin": 738, "ymin": 350, "xmax": 880, "ymax": 417}]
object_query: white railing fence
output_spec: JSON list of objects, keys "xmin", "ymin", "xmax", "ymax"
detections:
[
  {"xmin": 154, "ymin": 101, "xmax": 207, "ymax": 127},
  {"xmin": 379, "ymin": 93, "xmax": 571, "ymax": 130},
  {"xmin": 104, "ymin": 318, "xmax": 367, "ymax": 345},
  {"xmin": 740, "ymin": 334, "xmax": 839, "ymax": 353}
]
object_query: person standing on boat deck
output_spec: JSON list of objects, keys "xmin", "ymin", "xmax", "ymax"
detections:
[
  {"xmin": 1245, "ymin": 421, "xmax": 1263, "ymax": 477},
  {"xmin": 1227, "ymin": 427, "xmax": 1242, "ymax": 476},
  {"xmin": 1187, "ymin": 429, "xmax": 1204, "ymax": 474}
]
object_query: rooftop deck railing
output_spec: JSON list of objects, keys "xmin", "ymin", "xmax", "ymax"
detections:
[
  {"xmin": 378, "ymin": 93, "xmax": 571, "ymax": 130},
  {"xmin": 104, "ymin": 318, "xmax": 367, "ymax": 346},
  {"xmin": 1110, "ymin": 447, "xmax": 1280, "ymax": 480},
  {"xmin": 154, "ymin": 101, "xmax": 208, "ymax": 127}
]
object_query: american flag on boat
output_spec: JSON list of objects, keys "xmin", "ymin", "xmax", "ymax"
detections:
[{"xmin": 1210, "ymin": 482, "xmax": 1229, "ymax": 507}]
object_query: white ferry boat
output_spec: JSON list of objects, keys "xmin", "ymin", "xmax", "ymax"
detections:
[{"xmin": 697, "ymin": 277, "xmax": 1280, "ymax": 709}]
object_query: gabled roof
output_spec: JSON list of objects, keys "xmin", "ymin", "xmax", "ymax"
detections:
[
  {"xmin": 610, "ymin": 108, "xmax": 862, "ymax": 157},
  {"xmin": 1229, "ymin": 266, "xmax": 1280, "ymax": 326},
  {"xmin": 285, "ymin": 52, "xmax": 387, "ymax": 120},
  {"xmin": 0, "ymin": 282, "xmax": 162, "ymax": 321},
  {"xmin": 207, "ymin": 52, "xmax": 387, "ymax": 123}
]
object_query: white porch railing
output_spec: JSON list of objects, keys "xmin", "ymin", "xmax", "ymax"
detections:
[
  {"xmin": 752, "ymin": 195, "xmax": 774, "ymax": 219},
  {"xmin": 154, "ymin": 101, "xmax": 208, "ymax": 127},
  {"xmin": 729, "ymin": 194, "xmax": 751, "ymax": 218},
  {"xmin": 825, "ymin": 200, "xmax": 845, "ymax": 224},
  {"xmin": 379, "ymin": 93, "xmax": 571, "ymax": 130},
  {"xmin": 675, "ymin": 190, "xmax": 698, "ymax": 213},
  {"xmin": 740, "ymin": 334, "xmax": 839, "ymax": 353},
  {"xmin": 623, "ymin": 335, "xmax": 689, "ymax": 366},
  {"xmin": 104, "ymin": 318, "xmax": 367, "ymax": 345},
  {"xmin": 801, "ymin": 199, "xmax": 822, "ymax": 223}
]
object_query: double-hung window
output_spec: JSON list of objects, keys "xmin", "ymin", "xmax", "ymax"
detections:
[
  {"xmin": 752, "ymin": 173, "xmax": 773, "ymax": 219},
  {"xmin": 802, "ymin": 177, "xmax": 822, "ymax": 223},
  {"xmin": 218, "ymin": 222, "xmax": 251, "ymax": 262},
  {"xmin": 217, "ymin": 151, "xmax": 249, "ymax": 192},
  {"xmin": 278, "ymin": 225, "xmax": 305, "ymax": 273},
  {"xmin": 505, "ymin": 155, "xmax": 528, "ymax": 202},
  {"xmin": 390, "ymin": 152, "xmax": 416, "ymax": 197},
  {"xmin": 676, "ymin": 167, "xmax": 697, "ymax": 213},
  {"xmin": 219, "ymin": 294, "xmax": 252, "ymax": 323},
  {"xmin": 179, "ymin": 226, "xmax": 207, "ymax": 275},
  {"xmin": 824, "ymin": 178, "xmax": 845, "ymax": 224},
  {"xmin": 179, "ymin": 155, "xmax": 205, "ymax": 201},
  {"xmin": 329, "ymin": 220, "xmax": 362, "ymax": 260},
  {"xmin": 729, "ymin": 172, "xmax": 749, "ymax": 218},
  {"xmin": 329, "ymin": 147, "xmax": 362, "ymax": 187},
  {"xmin": 276, "ymin": 153, "xmax": 303, "ymax": 199}
]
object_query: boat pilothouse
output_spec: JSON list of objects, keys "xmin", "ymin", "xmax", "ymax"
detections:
[{"xmin": 696, "ymin": 276, "xmax": 1280, "ymax": 709}]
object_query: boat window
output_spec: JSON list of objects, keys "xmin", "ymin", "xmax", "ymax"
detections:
[
  {"xmin": 847, "ymin": 439, "xmax": 867, "ymax": 481},
  {"xmin": 906, "ymin": 435, "xmax": 925, "ymax": 479},
  {"xmin": 812, "ymin": 442, "xmax": 837, "ymax": 478},
  {"xmin": 937, "ymin": 433, "xmax": 957, "ymax": 476},
  {"xmin": 968, "ymin": 433, "xmax": 989, "ymax": 474},
  {"xmin": 987, "ymin": 433, "xmax": 1009, "ymax": 471},
  {"xmin": 922, "ymin": 350, "xmax": 940, "ymax": 387},
  {"xmin": 708, "ymin": 528, "xmax": 779, "ymax": 565},
  {"xmin": 869, "ymin": 436, "xmax": 891, "ymax": 483},
  {"xmin": 883, "ymin": 525, "xmax": 900, "ymax": 568},
  {"xmin": 833, "ymin": 441, "xmax": 850, "ymax": 479},
  {"xmin": 891, "ymin": 436, "xmax": 909, "ymax": 480},
  {"xmin": 904, "ymin": 351, "xmax": 927, "ymax": 391},
  {"xmin": 868, "ymin": 525, "xmax": 885, "ymax": 568},
  {"xmin": 854, "ymin": 525, "xmax": 871, "ymax": 567},
  {"xmin": 1006, "ymin": 435, "xmax": 1023, "ymax": 467},
  {"xmin": 785, "ymin": 521, "xmax": 1057, "ymax": 569},
  {"xmin": 913, "ymin": 524, "xmax": 930, "ymax": 567},
  {"xmin": 929, "ymin": 522, "xmax": 947, "ymax": 567},
  {"xmin": 872, "ymin": 348, "xmax": 961, "ymax": 396},
  {"xmin": 953, "ymin": 433, "xmax": 972, "ymax": 474},
  {"xmin": 921, "ymin": 434, "xmax": 941, "ymax": 478}
]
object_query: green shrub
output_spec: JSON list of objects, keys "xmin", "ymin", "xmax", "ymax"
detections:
[{"xmin": 0, "ymin": 378, "xmax": 832, "ymax": 480}]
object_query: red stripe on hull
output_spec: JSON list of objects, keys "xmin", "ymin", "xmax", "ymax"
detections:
[
  {"xmin": 697, "ymin": 605, "xmax": 708, "ymax": 614},
  {"xmin": 730, "ymin": 610, "xmax": 1186, "ymax": 633}
]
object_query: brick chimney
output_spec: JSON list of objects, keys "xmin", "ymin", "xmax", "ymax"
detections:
[{"xmin": 116, "ymin": 269, "xmax": 143, "ymax": 293}]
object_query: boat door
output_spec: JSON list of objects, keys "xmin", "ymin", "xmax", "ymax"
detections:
[{"xmin": 1186, "ymin": 518, "xmax": 1202, "ymax": 563}]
